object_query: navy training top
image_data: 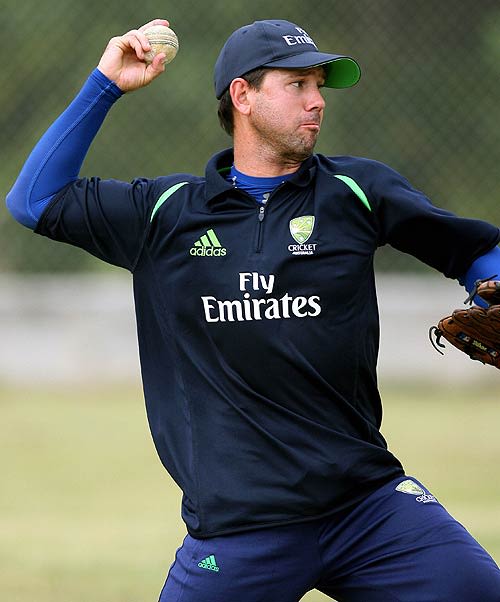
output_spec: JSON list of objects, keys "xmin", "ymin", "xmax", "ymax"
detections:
[{"xmin": 35, "ymin": 149, "xmax": 500, "ymax": 537}]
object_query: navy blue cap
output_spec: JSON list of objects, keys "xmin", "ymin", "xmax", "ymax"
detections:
[{"xmin": 214, "ymin": 19, "xmax": 361, "ymax": 99}]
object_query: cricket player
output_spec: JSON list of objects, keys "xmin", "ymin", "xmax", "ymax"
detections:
[{"xmin": 6, "ymin": 18, "xmax": 500, "ymax": 601}]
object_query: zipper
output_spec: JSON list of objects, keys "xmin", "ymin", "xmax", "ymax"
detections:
[
  {"xmin": 253, "ymin": 182, "xmax": 289, "ymax": 253},
  {"xmin": 230, "ymin": 178, "xmax": 290, "ymax": 254},
  {"xmin": 255, "ymin": 205, "xmax": 266, "ymax": 253}
]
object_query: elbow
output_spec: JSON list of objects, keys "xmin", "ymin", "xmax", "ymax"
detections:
[{"xmin": 5, "ymin": 185, "xmax": 38, "ymax": 229}]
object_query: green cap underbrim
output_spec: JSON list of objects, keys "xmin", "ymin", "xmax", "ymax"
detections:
[
  {"xmin": 262, "ymin": 52, "xmax": 361, "ymax": 89},
  {"xmin": 323, "ymin": 57, "xmax": 361, "ymax": 89}
]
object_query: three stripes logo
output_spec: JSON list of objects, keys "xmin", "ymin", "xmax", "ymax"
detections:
[
  {"xmin": 198, "ymin": 554, "xmax": 220, "ymax": 572},
  {"xmin": 190, "ymin": 228, "xmax": 227, "ymax": 257}
]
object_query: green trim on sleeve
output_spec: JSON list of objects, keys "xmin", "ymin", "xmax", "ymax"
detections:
[
  {"xmin": 150, "ymin": 181, "xmax": 189, "ymax": 222},
  {"xmin": 334, "ymin": 174, "xmax": 372, "ymax": 212}
]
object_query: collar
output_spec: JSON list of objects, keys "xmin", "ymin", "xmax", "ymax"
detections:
[{"xmin": 204, "ymin": 148, "xmax": 318, "ymax": 203}]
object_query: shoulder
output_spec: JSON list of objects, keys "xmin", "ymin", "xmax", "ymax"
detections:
[
  {"xmin": 149, "ymin": 173, "xmax": 205, "ymax": 204},
  {"xmin": 145, "ymin": 174, "xmax": 203, "ymax": 223},
  {"xmin": 150, "ymin": 173, "xmax": 204, "ymax": 193},
  {"xmin": 314, "ymin": 154, "xmax": 416, "ymax": 204},
  {"xmin": 315, "ymin": 154, "xmax": 403, "ymax": 183}
]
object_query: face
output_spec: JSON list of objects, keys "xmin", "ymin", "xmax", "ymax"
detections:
[{"xmin": 247, "ymin": 67, "xmax": 326, "ymax": 163}]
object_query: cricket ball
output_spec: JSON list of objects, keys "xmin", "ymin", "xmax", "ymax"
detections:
[{"xmin": 143, "ymin": 25, "xmax": 179, "ymax": 65}]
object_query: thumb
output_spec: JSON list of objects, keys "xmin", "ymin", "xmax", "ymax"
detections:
[{"xmin": 142, "ymin": 52, "xmax": 168, "ymax": 86}]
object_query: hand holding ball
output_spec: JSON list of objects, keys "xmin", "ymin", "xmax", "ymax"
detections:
[{"xmin": 143, "ymin": 25, "xmax": 179, "ymax": 65}]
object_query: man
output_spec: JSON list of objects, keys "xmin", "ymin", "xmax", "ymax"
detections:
[{"xmin": 7, "ymin": 17, "xmax": 500, "ymax": 602}]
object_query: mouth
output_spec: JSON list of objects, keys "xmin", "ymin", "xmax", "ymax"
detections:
[
  {"xmin": 299, "ymin": 116, "xmax": 322, "ymax": 130},
  {"xmin": 300, "ymin": 123, "xmax": 321, "ymax": 132}
]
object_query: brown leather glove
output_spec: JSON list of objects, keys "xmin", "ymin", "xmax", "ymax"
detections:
[{"xmin": 430, "ymin": 280, "xmax": 500, "ymax": 368}]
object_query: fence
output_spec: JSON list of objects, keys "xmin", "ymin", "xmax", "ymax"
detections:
[{"xmin": 1, "ymin": 0, "xmax": 500, "ymax": 273}]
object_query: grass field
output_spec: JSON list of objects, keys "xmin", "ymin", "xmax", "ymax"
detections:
[{"xmin": 1, "ymin": 381, "xmax": 499, "ymax": 601}]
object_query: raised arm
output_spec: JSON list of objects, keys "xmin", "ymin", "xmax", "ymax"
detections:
[
  {"xmin": 6, "ymin": 19, "xmax": 170, "ymax": 229},
  {"xmin": 96, "ymin": 19, "xmax": 170, "ymax": 91}
]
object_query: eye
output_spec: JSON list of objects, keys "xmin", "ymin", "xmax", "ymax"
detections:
[{"xmin": 291, "ymin": 80, "xmax": 305, "ymax": 88}]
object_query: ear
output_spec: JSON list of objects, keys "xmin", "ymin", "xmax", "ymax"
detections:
[{"xmin": 229, "ymin": 78, "xmax": 252, "ymax": 116}]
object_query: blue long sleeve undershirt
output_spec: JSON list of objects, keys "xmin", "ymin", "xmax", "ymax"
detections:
[
  {"xmin": 6, "ymin": 68, "xmax": 122, "ymax": 229},
  {"xmin": 459, "ymin": 245, "xmax": 500, "ymax": 306},
  {"xmin": 5, "ymin": 69, "xmax": 500, "ymax": 303}
]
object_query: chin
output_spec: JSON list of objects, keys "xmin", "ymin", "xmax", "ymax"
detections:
[
  {"xmin": 275, "ymin": 133, "xmax": 318, "ymax": 163},
  {"xmin": 282, "ymin": 147, "xmax": 315, "ymax": 164},
  {"xmin": 294, "ymin": 138, "xmax": 318, "ymax": 158}
]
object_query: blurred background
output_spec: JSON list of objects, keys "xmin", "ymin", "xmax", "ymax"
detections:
[
  {"xmin": 3, "ymin": 0, "xmax": 500, "ymax": 272},
  {"xmin": 1, "ymin": 1, "xmax": 499, "ymax": 601}
]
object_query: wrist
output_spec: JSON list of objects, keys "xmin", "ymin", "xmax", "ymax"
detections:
[{"xmin": 90, "ymin": 68, "xmax": 124, "ymax": 99}]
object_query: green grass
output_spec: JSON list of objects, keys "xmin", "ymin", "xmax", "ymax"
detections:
[{"xmin": 1, "ymin": 382, "xmax": 499, "ymax": 601}]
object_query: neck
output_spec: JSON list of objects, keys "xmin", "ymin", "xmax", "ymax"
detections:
[{"xmin": 232, "ymin": 131, "xmax": 304, "ymax": 177}]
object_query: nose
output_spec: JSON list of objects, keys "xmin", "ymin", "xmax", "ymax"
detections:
[{"xmin": 306, "ymin": 87, "xmax": 325, "ymax": 112}]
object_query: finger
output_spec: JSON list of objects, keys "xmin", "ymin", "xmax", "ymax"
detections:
[
  {"xmin": 138, "ymin": 18, "xmax": 170, "ymax": 33},
  {"xmin": 125, "ymin": 20, "xmax": 171, "ymax": 58},
  {"xmin": 122, "ymin": 30, "xmax": 150, "ymax": 59},
  {"xmin": 148, "ymin": 52, "xmax": 167, "ymax": 76}
]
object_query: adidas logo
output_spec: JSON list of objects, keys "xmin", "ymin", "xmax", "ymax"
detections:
[
  {"xmin": 197, "ymin": 554, "xmax": 220, "ymax": 572},
  {"xmin": 190, "ymin": 229, "xmax": 227, "ymax": 257}
]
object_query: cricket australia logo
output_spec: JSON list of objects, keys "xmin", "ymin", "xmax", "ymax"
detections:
[
  {"xmin": 395, "ymin": 479, "xmax": 438, "ymax": 504},
  {"xmin": 288, "ymin": 215, "xmax": 317, "ymax": 256},
  {"xmin": 190, "ymin": 228, "xmax": 227, "ymax": 257}
]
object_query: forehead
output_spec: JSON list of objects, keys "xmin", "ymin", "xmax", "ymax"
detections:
[{"xmin": 267, "ymin": 66, "xmax": 327, "ymax": 80}]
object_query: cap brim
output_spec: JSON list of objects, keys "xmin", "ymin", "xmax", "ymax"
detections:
[{"xmin": 262, "ymin": 52, "xmax": 361, "ymax": 88}]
